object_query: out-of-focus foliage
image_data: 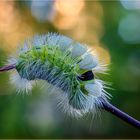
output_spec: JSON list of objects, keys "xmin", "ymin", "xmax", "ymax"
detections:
[{"xmin": 0, "ymin": 0, "xmax": 140, "ymax": 138}]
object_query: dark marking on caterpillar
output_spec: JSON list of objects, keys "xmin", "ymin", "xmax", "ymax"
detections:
[{"xmin": 77, "ymin": 71, "xmax": 94, "ymax": 81}]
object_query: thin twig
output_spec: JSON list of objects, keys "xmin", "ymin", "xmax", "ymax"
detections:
[
  {"xmin": 0, "ymin": 64, "xmax": 16, "ymax": 72},
  {"xmin": 101, "ymin": 98, "xmax": 140, "ymax": 129}
]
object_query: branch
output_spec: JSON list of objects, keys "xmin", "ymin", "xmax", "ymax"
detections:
[
  {"xmin": 0, "ymin": 64, "xmax": 16, "ymax": 72},
  {"xmin": 101, "ymin": 98, "xmax": 140, "ymax": 129}
]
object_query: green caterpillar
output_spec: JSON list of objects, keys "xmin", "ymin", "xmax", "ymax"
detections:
[{"xmin": 9, "ymin": 33, "xmax": 109, "ymax": 117}]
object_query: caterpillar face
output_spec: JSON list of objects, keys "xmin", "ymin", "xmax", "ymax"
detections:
[{"xmin": 9, "ymin": 33, "xmax": 109, "ymax": 117}]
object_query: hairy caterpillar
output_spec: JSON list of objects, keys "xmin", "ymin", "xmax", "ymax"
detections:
[
  {"xmin": 7, "ymin": 33, "xmax": 109, "ymax": 117},
  {"xmin": 1, "ymin": 33, "xmax": 140, "ymax": 129}
]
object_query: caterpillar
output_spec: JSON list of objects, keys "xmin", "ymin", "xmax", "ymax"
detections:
[
  {"xmin": 7, "ymin": 33, "xmax": 109, "ymax": 117},
  {"xmin": 1, "ymin": 33, "xmax": 140, "ymax": 129}
]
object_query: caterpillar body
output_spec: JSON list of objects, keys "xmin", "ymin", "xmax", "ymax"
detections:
[{"xmin": 9, "ymin": 33, "xmax": 109, "ymax": 117}]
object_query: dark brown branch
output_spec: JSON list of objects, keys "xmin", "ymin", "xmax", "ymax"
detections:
[
  {"xmin": 0, "ymin": 64, "xmax": 16, "ymax": 72},
  {"xmin": 101, "ymin": 99, "xmax": 140, "ymax": 129}
]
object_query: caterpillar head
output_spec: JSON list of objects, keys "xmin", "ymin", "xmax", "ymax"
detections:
[{"xmin": 9, "ymin": 33, "xmax": 110, "ymax": 117}]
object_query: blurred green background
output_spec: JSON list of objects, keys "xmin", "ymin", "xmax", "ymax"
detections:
[{"xmin": 0, "ymin": 0, "xmax": 140, "ymax": 138}]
